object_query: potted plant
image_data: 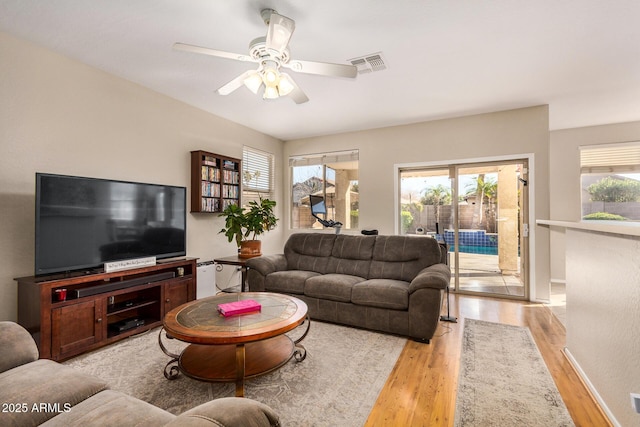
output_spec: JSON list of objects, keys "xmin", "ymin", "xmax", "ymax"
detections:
[{"xmin": 219, "ymin": 172, "xmax": 278, "ymax": 258}]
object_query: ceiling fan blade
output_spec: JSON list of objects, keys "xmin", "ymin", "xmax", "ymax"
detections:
[
  {"xmin": 280, "ymin": 73, "xmax": 309, "ymax": 104},
  {"xmin": 288, "ymin": 87, "xmax": 309, "ymax": 104},
  {"xmin": 173, "ymin": 42, "xmax": 256, "ymax": 63},
  {"xmin": 216, "ymin": 70, "xmax": 255, "ymax": 96},
  {"xmin": 283, "ymin": 59, "xmax": 357, "ymax": 78},
  {"xmin": 265, "ymin": 12, "xmax": 295, "ymax": 55}
]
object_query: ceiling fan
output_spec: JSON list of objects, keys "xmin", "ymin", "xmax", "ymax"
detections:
[{"xmin": 173, "ymin": 8, "xmax": 357, "ymax": 104}]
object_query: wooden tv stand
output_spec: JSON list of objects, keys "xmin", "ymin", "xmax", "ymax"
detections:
[{"xmin": 15, "ymin": 258, "xmax": 197, "ymax": 361}]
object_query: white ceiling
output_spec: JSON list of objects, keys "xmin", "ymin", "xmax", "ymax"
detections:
[{"xmin": 1, "ymin": 0, "xmax": 639, "ymax": 141}]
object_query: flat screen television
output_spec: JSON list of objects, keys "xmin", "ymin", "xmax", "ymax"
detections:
[{"xmin": 35, "ymin": 173, "xmax": 187, "ymax": 276}]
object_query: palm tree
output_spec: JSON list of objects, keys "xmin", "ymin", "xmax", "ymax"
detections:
[
  {"xmin": 466, "ymin": 175, "xmax": 497, "ymax": 230},
  {"xmin": 421, "ymin": 185, "xmax": 451, "ymax": 230},
  {"xmin": 468, "ymin": 175, "xmax": 485, "ymax": 229}
]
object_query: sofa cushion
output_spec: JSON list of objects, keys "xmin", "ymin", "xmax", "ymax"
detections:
[
  {"xmin": 265, "ymin": 270, "xmax": 319, "ymax": 294},
  {"xmin": 326, "ymin": 234, "xmax": 375, "ymax": 277},
  {"xmin": 165, "ymin": 397, "xmax": 280, "ymax": 427},
  {"xmin": 284, "ymin": 233, "xmax": 336, "ymax": 273},
  {"xmin": 351, "ymin": 279, "xmax": 410, "ymax": 310},
  {"xmin": 305, "ymin": 274, "xmax": 364, "ymax": 302},
  {"xmin": 369, "ymin": 235, "xmax": 442, "ymax": 282},
  {"xmin": 39, "ymin": 390, "xmax": 175, "ymax": 427},
  {"xmin": 0, "ymin": 321, "xmax": 39, "ymax": 373},
  {"xmin": 0, "ymin": 359, "xmax": 108, "ymax": 426}
]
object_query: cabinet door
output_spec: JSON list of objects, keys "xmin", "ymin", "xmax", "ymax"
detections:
[
  {"xmin": 51, "ymin": 299, "xmax": 104, "ymax": 360},
  {"xmin": 164, "ymin": 278, "xmax": 194, "ymax": 314}
]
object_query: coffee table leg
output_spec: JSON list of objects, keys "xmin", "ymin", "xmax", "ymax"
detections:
[
  {"xmin": 235, "ymin": 344, "xmax": 245, "ymax": 397},
  {"xmin": 293, "ymin": 315, "xmax": 311, "ymax": 362},
  {"xmin": 158, "ymin": 327, "xmax": 181, "ymax": 380}
]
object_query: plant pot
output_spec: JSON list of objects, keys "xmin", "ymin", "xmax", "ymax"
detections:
[{"xmin": 239, "ymin": 240, "xmax": 262, "ymax": 258}]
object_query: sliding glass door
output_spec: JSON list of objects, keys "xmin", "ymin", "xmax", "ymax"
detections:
[{"xmin": 399, "ymin": 159, "xmax": 529, "ymax": 299}]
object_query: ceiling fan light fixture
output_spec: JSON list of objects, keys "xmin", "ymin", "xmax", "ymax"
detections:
[
  {"xmin": 263, "ymin": 85, "xmax": 279, "ymax": 100},
  {"xmin": 262, "ymin": 66, "xmax": 280, "ymax": 85},
  {"xmin": 243, "ymin": 72, "xmax": 263, "ymax": 94},
  {"xmin": 278, "ymin": 73, "xmax": 295, "ymax": 96}
]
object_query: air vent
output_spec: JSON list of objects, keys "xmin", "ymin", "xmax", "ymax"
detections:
[{"xmin": 349, "ymin": 52, "xmax": 387, "ymax": 74}]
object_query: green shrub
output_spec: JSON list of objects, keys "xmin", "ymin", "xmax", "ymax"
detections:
[
  {"xmin": 401, "ymin": 210, "xmax": 414, "ymax": 232},
  {"xmin": 587, "ymin": 176, "xmax": 640, "ymax": 202},
  {"xmin": 582, "ymin": 212, "xmax": 627, "ymax": 221}
]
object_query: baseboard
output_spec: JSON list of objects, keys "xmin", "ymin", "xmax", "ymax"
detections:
[{"xmin": 563, "ymin": 347, "xmax": 620, "ymax": 427}]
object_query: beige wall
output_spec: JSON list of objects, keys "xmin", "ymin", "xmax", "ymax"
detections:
[
  {"xmin": 0, "ymin": 32, "xmax": 284, "ymax": 321},
  {"xmin": 284, "ymin": 106, "xmax": 551, "ymax": 301},
  {"xmin": 565, "ymin": 227, "xmax": 640, "ymax": 426},
  {"xmin": 549, "ymin": 121, "xmax": 640, "ymax": 281}
]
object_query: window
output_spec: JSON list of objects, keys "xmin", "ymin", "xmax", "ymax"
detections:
[
  {"xmin": 580, "ymin": 142, "xmax": 640, "ymax": 221},
  {"xmin": 242, "ymin": 146, "xmax": 274, "ymax": 206},
  {"xmin": 290, "ymin": 150, "xmax": 359, "ymax": 229}
]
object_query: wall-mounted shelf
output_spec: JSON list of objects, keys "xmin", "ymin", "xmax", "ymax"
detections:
[{"xmin": 190, "ymin": 150, "xmax": 241, "ymax": 213}]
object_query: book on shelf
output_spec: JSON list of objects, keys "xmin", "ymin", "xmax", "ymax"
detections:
[
  {"xmin": 222, "ymin": 159, "xmax": 237, "ymax": 170},
  {"xmin": 222, "ymin": 184, "xmax": 239, "ymax": 198},
  {"xmin": 222, "ymin": 199, "xmax": 237, "ymax": 210},
  {"xmin": 217, "ymin": 299, "xmax": 262, "ymax": 317},
  {"xmin": 201, "ymin": 165, "xmax": 220, "ymax": 182},
  {"xmin": 201, "ymin": 182, "xmax": 220, "ymax": 198},
  {"xmin": 202, "ymin": 156, "xmax": 217, "ymax": 166},
  {"xmin": 209, "ymin": 167, "xmax": 220, "ymax": 182},
  {"xmin": 223, "ymin": 169, "xmax": 239, "ymax": 184},
  {"xmin": 201, "ymin": 197, "xmax": 219, "ymax": 212}
]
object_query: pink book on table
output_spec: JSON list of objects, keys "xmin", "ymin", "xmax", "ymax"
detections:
[{"xmin": 217, "ymin": 299, "xmax": 262, "ymax": 317}]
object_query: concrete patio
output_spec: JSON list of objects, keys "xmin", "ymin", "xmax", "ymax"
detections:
[{"xmin": 451, "ymin": 252, "xmax": 524, "ymax": 296}]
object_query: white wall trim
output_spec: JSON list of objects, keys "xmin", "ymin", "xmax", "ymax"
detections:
[{"xmin": 564, "ymin": 348, "xmax": 620, "ymax": 427}]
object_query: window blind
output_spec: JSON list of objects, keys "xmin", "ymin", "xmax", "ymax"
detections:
[
  {"xmin": 243, "ymin": 146, "xmax": 274, "ymax": 204},
  {"xmin": 580, "ymin": 141, "xmax": 640, "ymax": 174}
]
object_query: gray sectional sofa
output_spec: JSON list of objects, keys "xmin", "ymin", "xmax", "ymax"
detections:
[
  {"xmin": 246, "ymin": 233, "xmax": 451, "ymax": 343},
  {"xmin": 0, "ymin": 321, "xmax": 279, "ymax": 427}
]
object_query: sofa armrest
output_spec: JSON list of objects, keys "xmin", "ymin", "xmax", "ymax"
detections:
[
  {"xmin": 165, "ymin": 397, "xmax": 280, "ymax": 426},
  {"xmin": 246, "ymin": 254, "xmax": 287, "ymax": 276},
  {"xmin": 246, "ymin": 255, "xmax": 287, "ymax": 292},
  {"xmin": 409, "ymin": 264, "xmax": 451, "ymax": 293},
  {"xmin": 0, "ymin": 321, "xmax": 40, "ymax": 373}
]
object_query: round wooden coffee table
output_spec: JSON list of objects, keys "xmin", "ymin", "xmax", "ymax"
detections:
[{"xmin": 159, "ymin": 292, "xmax": 309, "ymax": 397}]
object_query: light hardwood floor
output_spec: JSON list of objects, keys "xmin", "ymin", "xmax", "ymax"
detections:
[{"xmin": 364, "ymin": 293, "xmax": 612, "ymax": 427}]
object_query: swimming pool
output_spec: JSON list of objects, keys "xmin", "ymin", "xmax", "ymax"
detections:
[{"xmin": 448, "ymin": 245, "xmax": 498, "ymax": 255}]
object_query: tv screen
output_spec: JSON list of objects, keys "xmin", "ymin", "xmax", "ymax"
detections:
[{"xmin": 35, "ymin": 173, "xmax": 187, "ymax": 276}]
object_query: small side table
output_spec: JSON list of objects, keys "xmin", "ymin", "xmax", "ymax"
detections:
[{"xmin": 213, "ymin": 255, "xmax": 256, "ymax": 292}]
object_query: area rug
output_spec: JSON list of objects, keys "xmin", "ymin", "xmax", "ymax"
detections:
[
  {"xmin": 454, "ymin": 319, "xmax": 574, "ymax": 427},
  {"xmin": 64, "ymin": 321, "xmax": 405, "ymax": 426}
]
